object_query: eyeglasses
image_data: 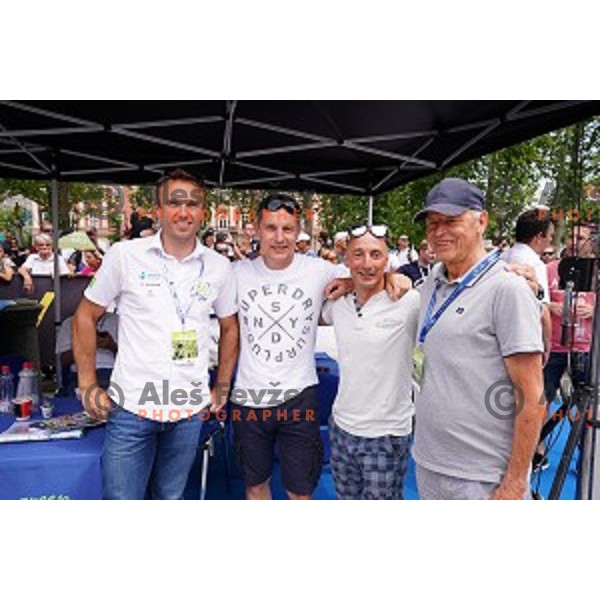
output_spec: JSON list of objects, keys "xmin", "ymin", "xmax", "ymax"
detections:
[
  {"xmin": 348, "ymin": 224, "xmax": 388, "ymax": 239},
  {"xmin": 542, "ymin": 251, "xmax": 554, "ymax": 257}
]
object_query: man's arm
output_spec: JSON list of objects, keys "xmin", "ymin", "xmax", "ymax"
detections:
[
  {"xmin": 17, "ymin": 264, "xmax": 33, "ymax": 293},
  {"xmin": 73, "ymin": 297, "xmax": 112, "ymax": 419},
  {"xmin": 491, "ymin": 352, "xmax": 545, "ymax": 500},
  {"xmin": 324, "ymin": 272, "xmax": 412, "ymax": 301},
  {"xmin": 0, "ymin": 264, "xmax": 13, "ymax": 282},
  {"xmin": 210, "ymin": 314, "xmax": 239, "ymax": 412},
  {"xmin": 541, "ymin": 304, "xmax": 552, "ymax": 365}
]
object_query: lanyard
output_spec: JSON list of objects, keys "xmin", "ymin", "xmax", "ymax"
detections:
[
  {"xmin": 162, "ymin": 257, "xmax": 205, "ymax": 329},
  {"xmin": 418, "ymin": 251, "xmax": 500, "ymax": 344}
]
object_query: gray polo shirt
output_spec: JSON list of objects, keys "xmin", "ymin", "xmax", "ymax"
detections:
[{"xmin": 413, "ymin": 258, "xmax": 543, "ymax": 484}]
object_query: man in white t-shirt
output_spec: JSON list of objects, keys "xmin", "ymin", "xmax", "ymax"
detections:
[
  {"xmin": 502, "ymin": 207, "xmax": 553, "ymax": 363},
  {"xmin": 391, "ymin": 234, "xmax": 418, "ymax": 267},
  {"xmin": 73, "ymin": 169, "xmax": 239, "ymax": 500},
  {"xmin": 18, "ymin": 233, "xmax": 70, "ymax": 293},
  {"xmin": 321, "ymin": 224, "xmax": 420, "ymax": 499},
  {"xmin": 232, "ymin": 194, "xmax": 411, "ymax": 500}
]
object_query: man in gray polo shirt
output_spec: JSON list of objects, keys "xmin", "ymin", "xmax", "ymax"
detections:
[{"xmin": 412, "ymin": 178, "xmax": 545, "ymax": 500}]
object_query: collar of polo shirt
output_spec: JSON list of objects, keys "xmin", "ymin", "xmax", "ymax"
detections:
[
  {"xmin": 433, "ymin": 255, "xmax": 496, "ymax": 288},
  {"xmin": 146, "ymin": 229, "xmax": 205, "ymax": 261}
]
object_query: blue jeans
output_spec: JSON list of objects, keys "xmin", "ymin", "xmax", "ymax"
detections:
[{"xmin": 102, "ymin": 407, "xmax": 203, "ymax": 500}]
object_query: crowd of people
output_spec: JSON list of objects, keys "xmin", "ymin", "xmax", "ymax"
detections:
[{"xmin": 2, "ymin": 168, "xmax": 589, "ymax": 501}]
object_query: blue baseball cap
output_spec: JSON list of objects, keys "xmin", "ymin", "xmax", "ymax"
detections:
[{"xmin": 414, "ymin": 177, "xmax": 485, "ymax": 222}]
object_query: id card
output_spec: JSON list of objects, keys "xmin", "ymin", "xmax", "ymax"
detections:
[
  {"xmin": 171, "ymin": 330, "xmax": 198, "ymax": 364},
  {"xmin": 412, "ymin": 346, "xmax": 425, "ymax": 389}
]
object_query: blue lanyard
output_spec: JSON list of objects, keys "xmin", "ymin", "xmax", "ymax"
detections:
[
  {"xmin": 418, "ymin": 251, "xmax": 500, "ymax": 344},
  {"xmin": 163, "ymin": 257, "xmax": 205, "ymax": 329}
]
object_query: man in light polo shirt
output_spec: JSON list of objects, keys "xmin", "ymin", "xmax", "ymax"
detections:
[
  {"xmin": 73, "ymin": 169, "xmax": 239, "ymax": 500},
  {"xmin": 412, "ymin": 178, "xmax": 545, "ymax": 500},
  {"xmin": 321, "ymin": 224, "xmax": 420, "ymax": 499},
  {"xmin": 18, "ymin": 233, "xmax": 70, "ymax": 293}
]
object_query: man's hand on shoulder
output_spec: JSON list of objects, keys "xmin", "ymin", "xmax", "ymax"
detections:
[
  {"xmin": 505, "ymin": 263, "xmax": 539, "ymax": 296},
  {"xmin": 385, "ymin": 272, "xmax": 412, "ymax": 301},
  {"xmin": 325, "ymin": 277, "xmax": 353, "ymax": 300}
]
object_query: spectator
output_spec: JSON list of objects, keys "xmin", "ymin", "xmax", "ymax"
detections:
[
  {"xmin": 333, "ymin": 231, "xmax": 349, "ymax": 263},
  {"xmin": 541, "ymin": 245, "xmax": 556, "ymax": 264},
  {"xmin": 130, "ymin": 214, "xmax": 155, "ymax": 239},
  {"xmin": 243, "ymin": 221, "xmax": 259, "ymax": 254},
  {"xmin": 502, "ymin": 208, "xmax": 554, "ymax": 364},
  {"xmin": 391, "ymin": 234, "xmax": 418, "ymax": 267},
  {"xmin": 0, "ymin": 244, "xmax": 15, "ymax": 283},
  {"xmin": 87, "ymin": 226, "xmax": 111, "ymax": 253},
  {"xmin": 398, "ymin": 239, "xmax": 435, "ymax": 287},
  {"xmin": 201, "ymin": 227, "xmax": 215, "ymax": 249},
  {"xmin": 78, "ymin": 250, "xmax": 103, "ymax": 276},
  {"xmin": 543, "ymin": 224, "xmax": 596, "ymax": 416},
  {"xmin": 214, "ymin": 241, "xmax": 233, "ymax": 260},
  {"xmin": 319, "ymin": 248, "xmax": 338, "ymax": 264},
  {"xmin": 18, "ymin": 233, "xmax": 70, "ymax": 293},
  {"xmin": 296, "ymin": 231, "xmax": 316, "ymax": 256},
  {"xmin": 6, "ymin": 235, "xmax": 26, "ymax": 267}
]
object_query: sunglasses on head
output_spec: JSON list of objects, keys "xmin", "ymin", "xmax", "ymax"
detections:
[
  {"xmin": 348, "ymin": 224, "xmax": 389, "ymax": 239},
  {"xmin": 259, "ymin": 196, "xmax": 300, "ymax": 215}
]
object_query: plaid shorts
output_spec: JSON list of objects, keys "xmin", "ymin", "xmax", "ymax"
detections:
[{"xmin": 329, "ymin": 417, "xmax": 412, "ymax": 500}]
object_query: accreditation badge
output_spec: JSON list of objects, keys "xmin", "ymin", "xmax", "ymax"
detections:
[
  {"xmin": 412, "ymin": 346, "xmax": 425, "ymax": 389},
  {"xmin": 171, "ymin": 330, "xmax": 198, "ymax": 365}
]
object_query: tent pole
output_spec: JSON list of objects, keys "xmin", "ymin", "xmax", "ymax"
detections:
[
  {"xmin": 51, "ymin": 179, "xmax": 62, "ymax": 392},
  {"xmin": 368, "ymin": 195, "xmax": 374, "ymax": 226}
]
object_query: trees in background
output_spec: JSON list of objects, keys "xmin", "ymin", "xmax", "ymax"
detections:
[{"xmin": 1, "ymin": 117, "xmax": 599, "ymax": 248}]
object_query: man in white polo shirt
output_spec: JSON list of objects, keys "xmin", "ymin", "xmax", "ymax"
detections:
[
  {"xmin": 73, "ymin": 169, "xmax": 239, "ymax": 500},
  {"xmin": 321, "ymin": 224, "xmax": 420, "ymax": 499},
  {"xmin": 412, "ymin": 178, "xmax": 545, "ymax": 500},
  {"xmin": 18, "ymin": 233, "xmax": 70, "ymax": 293}
]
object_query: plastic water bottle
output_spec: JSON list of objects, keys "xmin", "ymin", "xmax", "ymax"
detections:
[
  {"xmin": 0, "ymin": 365, "xmax": 14, "ymax": 414},
  {"xmin": 16, "ymin": 362, "xmax": 40, "ymax": 412}
]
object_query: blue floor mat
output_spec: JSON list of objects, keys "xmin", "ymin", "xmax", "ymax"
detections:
[{"xmin": 188, "ymin": 418, "xmax": 579, "ymax": 500}]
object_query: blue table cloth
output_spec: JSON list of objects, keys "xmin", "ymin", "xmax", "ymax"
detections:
[{"xmin": 0, "ymin": 397, "xmax": 105, "ymax": 500}]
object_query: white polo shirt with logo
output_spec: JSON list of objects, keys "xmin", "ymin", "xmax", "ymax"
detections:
[
  {"xmin": 232, "ymin": 254, "xmax": 344, "ymax": 408},
  {"xmin": 84, "ymin": 233, "xmax": 237, "ymax": 421},
  {"xmin": 321, "ymin": 289, "xmax": 420, "ymax": 438}
]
